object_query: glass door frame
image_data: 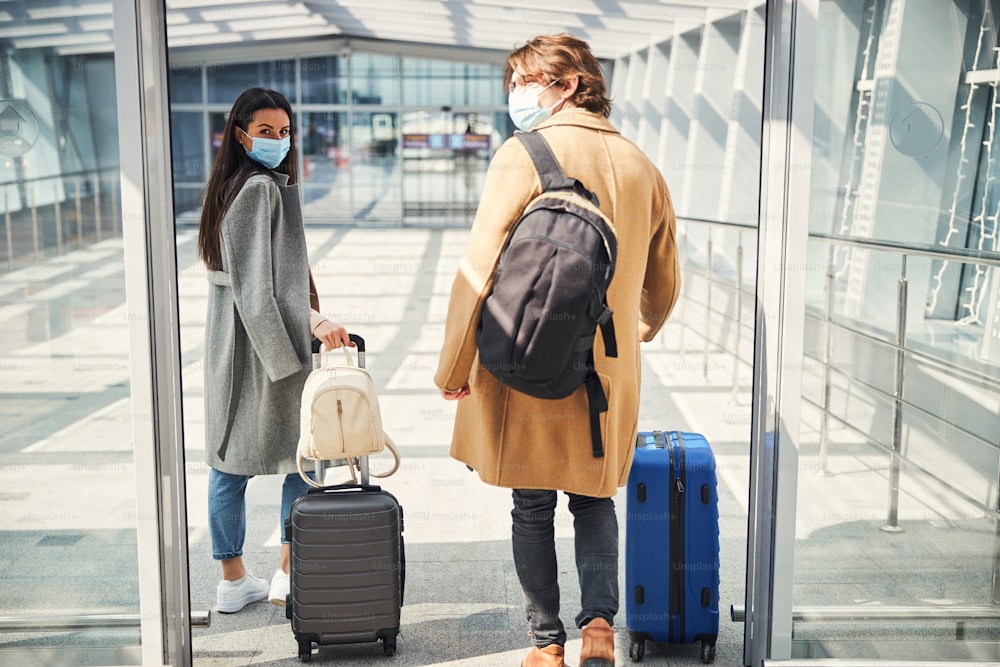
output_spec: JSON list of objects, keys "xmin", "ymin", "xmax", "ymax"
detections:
[
  {"xmin": 117, "ymin": 0, "xmax": 831, "ymax": 665},
  {"xmin": 748, "ymin": 1, "xmax": 1000, "ymax": 664},
  {"xmin": 744, "ymin": 0, "xmax": 818, "ymax": 665},
  {"xmin": 115, "ymin": 0, "xmax": 193, "ymax": 664}
]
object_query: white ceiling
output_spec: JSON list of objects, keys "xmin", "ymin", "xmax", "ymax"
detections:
[{"xmin": 3, "ymin": 0, "xmax": 763, "ymax": 59}]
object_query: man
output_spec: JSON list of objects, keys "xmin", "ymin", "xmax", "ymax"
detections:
[{"xmin": 436, "ymin": 34, "xmax": 680, "ymax": 667}]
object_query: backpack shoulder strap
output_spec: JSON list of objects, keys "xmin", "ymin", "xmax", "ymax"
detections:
[{"xmin": 516, "ymin": 131, "xmax": 588, "ymax": 196}]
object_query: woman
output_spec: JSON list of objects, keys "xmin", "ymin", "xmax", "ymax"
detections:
[
  {"xmin": 435, "ymin": 35, "xmax": 680, "ymax": 667},
  {"xmin": 198, "ymin": 87, "xmax": 350, "ymax": 614}
]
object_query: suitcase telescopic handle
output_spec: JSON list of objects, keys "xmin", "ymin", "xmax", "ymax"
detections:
[
  {"xmin": 307, "ymin": 483, "xmax": 382, "ymax": 494},
  {"xmin": 312, "ymin": 333, "xmax": 367, "ymax": 368},
  {"xmin": 311, "ymin": 333, "xmax": 365, "ymax": 353},
  {"xmin": 348, "ymin": 333, "xmax": 365, "ymax": 367}
]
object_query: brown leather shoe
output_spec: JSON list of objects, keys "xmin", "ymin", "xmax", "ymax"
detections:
[
  {"xmin": 521, "ymin": 643, "xmax": 566, "ymax": 667},
  {"xmin": 579, "ymin": 617, "xmax": 615, "ymax": 666}
]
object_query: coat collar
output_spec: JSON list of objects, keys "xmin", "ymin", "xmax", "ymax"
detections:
[
  {"xmin": 533, "ymin": 108, "xmax": 620, "ymax": 134},
  {"xmin": 249, "ymin": 171, "xmax": 291, "ymax": 186}
]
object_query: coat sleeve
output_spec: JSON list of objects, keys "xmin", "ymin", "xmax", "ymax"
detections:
[
  {"xmin": 221, "ymin": 179, "xmax": 304, "ymax": 382},
  {"xmin": 434, "ymin": 138, "xmax": 539, "ymax": 393},
  {"xmin": 638, "ymin": 173, "xmax": 681, "ymax": 342}
]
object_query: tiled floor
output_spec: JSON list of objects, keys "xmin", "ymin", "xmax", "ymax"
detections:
[{"xmin": 1, "ymin": 226, "xmax": 997, "ymax": 665}]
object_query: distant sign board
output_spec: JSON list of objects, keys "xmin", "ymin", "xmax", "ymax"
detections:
[
  {"xmin": 402, "ymin": 134, "xmax": 429, "ymax": 149},
  {"xmin": 402, "ymin": 133, "xmax": 490, "ymax": 151}
]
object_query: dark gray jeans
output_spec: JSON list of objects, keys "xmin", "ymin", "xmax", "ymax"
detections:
[{"xmin": 511, "ymin": 489, "xmax": 619, "ymax": 648}]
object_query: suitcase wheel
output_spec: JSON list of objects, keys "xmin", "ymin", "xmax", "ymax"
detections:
[
  {"xmin": 700, "ymin": 639, "xmax": 716, "ymax": 664},
  {"xmin": 382, "ymin": 635, "xmax": 397, "ymax": 656},
  {"xmin": 298, "ymin": 641, "xmax": 312, "ymax": 662},
  {"xmin": 628, "ymin": 638, "xmax": 645, "ymax": 662}
]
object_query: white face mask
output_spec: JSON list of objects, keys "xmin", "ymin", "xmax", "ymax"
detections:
[{"xmin": 507, "ymin": 79, "xmax": 560, "ymax": 132}]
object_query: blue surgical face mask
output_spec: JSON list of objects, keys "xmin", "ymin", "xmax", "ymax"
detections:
[
  {"xmin": 239, "ymin": 127, "xmax": 290, "ymax": 169},
  {"xmin": 507, "ymin": 79, "xmax": 560, "ymax": 132}
]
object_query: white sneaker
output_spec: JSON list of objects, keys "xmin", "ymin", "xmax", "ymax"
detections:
[
  {"xmin": 216, "ymin": 572, "xmax": 269, "ymax": 614},
  {"xmin": 269, "ymin": 568, "xmax": 290, "ymax": 607}
]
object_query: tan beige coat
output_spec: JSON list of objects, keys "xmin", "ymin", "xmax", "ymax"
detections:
[{"xmin": 434, "ymin": 109, "xmax": 680, "ymax": 497}]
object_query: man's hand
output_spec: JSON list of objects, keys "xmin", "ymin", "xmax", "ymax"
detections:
[{"xmin": 440, "ymin": 383, "xmax": 471, "ymax": 400}]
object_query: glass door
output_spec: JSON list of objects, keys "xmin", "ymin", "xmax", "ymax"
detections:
[
  {"xmin": 400, "ymin": 109, "xmax": 495, "ymax": 225},
  {"xmin": 0, "ymin": 3, "xmax": 143, "ymax": 665},
  {"xmin": 748, "ymin": 0, "xmax": 1000, "ymax": 662},
  {"xmin": 0, "ymin": 1, "xmax": 193, "ymax": 664}
]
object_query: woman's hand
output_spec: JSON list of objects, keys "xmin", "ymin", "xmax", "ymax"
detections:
[
  {"xmin": 440, "ymin": 383, "xmax": 470, "ymax": 400},
  {"xmin": 312, "ymin": 318, "xmax": 351, "ymax": 350}
]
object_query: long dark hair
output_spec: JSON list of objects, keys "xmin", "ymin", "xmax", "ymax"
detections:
[{"xmin": 198, "ymin": 87, "xmax": 298, "ymax": 270}]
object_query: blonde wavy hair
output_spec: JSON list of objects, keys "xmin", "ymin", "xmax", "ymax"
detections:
[{"xmin": 503, "ymin": 33, "xmax": 612, "ymax": 118}]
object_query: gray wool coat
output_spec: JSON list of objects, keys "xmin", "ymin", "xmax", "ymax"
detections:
[{"xmin": 203, "ymin": 172, "xmax": 311, "ymax": 476}]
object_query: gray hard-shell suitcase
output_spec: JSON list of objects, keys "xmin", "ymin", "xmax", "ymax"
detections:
[
  {"xmin": 285, "ymin": 483, "xmax": 405, "ymax": 661},
  {"xmin": 286, "ymin": 334, "xmax": 404, "ymax": 662}
]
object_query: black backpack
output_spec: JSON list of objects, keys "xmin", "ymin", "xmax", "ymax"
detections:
[{"xmin": 477, "ymin": 131, "xmax": 618, "ymax": 458}]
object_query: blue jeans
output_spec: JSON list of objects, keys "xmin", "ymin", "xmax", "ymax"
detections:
[
  {"xmin": 208, "ymin": 468, "xmax": 311, "ymax": 561},
  {"xmin": 511, "ymin": 489, "xmax": 619, "ymax": 648}
]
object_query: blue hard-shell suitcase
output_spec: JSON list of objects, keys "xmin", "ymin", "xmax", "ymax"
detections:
[{"xmin": 625, "ymin": 430, "xmax": 720, "ymax": 663}]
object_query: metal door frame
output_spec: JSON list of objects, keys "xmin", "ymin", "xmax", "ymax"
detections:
[
  {"xmin": 743, "ymin": 0, "xmax": 817, "ymax": 665},
  {"xmin": 114, "ymin": 0, "xmax": 193, "ymax": 664}
]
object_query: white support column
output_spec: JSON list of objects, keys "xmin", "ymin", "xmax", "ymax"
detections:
[
  {"xmin": 718, "ymin": 7, "xmax": 766, "ymax": 224},
  {"xmin": 639, "ymin": 36, "xmax": 668, "ymax": 161},
  {"xmin": 683, "ymin": 12, "xmax": 741, "ymax": 221},
  {"xmin": 668, "ymin": 26, "xmax": 703, "ymax": 211},
  {"xmin": 609, "ymin": 54, "xmax": 630, "ymax": 130},
  {"xmin": 680, "ymin": 23, "xmax": 710, "ymax": 218},
  {"xmin": 842, "ymin": 0, "xmax": 903, "ymax": 319},
  {"xmin": 625, "ymin": 48, "xmax": 648, "ymax": 142},
  {"xmin": 655, "ymin": 26, "xmax": 681, "ymax": 173},
  {"xmin": 844, "ymin": 0, "xmax": 968, "ymax": 326},
  {"xmin": 611, "ymin": 54, "xmax": 636, "ymax": 137}
]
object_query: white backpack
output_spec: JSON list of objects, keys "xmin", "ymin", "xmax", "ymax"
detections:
[{"xmin": 297, "ymin": 344, "xmax": 399, "ymax": 487}]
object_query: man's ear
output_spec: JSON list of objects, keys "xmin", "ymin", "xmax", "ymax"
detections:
[{"xmin": 561, "ymin": 76, "xmax": 580, "ymax": 100}]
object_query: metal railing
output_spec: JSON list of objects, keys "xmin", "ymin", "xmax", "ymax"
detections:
[
  {"xmin": 678, "ymin": 217, "xmax": 1000, "ymax": 614},
  {"xmin": 675, "ymin": 217, "xmax": 757, "ymax": 404},
  {"xmin": 0, "ymin": 611, "xmax": 210, "ymax": 631},
  {"xmin": 802, "ymin": 232, "xmax": 1000, "ymax": 608},
  {"xmin": 732, "ymin": 603, "xmax": 1000, "ymax": 640},
  {"xmin": 0, "ymin": 166, "xmax": 193, "ymax": 641},
  {"xmin": 1, "ymin": 167, "xmax": 120, "ymax": 270}
]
